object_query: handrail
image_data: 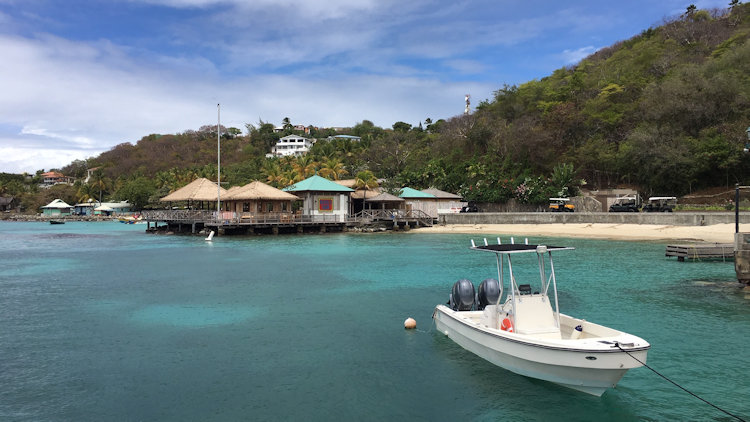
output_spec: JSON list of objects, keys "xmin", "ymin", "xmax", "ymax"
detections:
[
  {"xmin": 351, "ymin": 209, "xmax": 434, "ymax": 226},
  {"xmin": 141, "ymin": 209, "xmax": 346, "ymax": 224},
  {"xmin": 142, "ymin": 208, "xmax": 434, "ymax": 226}
]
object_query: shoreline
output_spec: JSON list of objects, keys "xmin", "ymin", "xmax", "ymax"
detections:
[
  {"xmin": 413, "ymin": 223, "xmax": 748, "ymax": 244},
  {"xmin": 3, "ymin": 215, "xmax": 746, "ymax": 243}
]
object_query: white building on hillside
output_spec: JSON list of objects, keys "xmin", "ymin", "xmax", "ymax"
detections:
[{"xmin": 266, "ymin": 135, "xmax": 314, "ymax": 157}]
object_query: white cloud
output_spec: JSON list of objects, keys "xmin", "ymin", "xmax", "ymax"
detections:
[
  {"xmin": 560, "ymin": 46, "xmax": 598, "ymax": 64},
  {"xmin": 0, "ymin": 32, "xmax": 493, "ymax": 173},
  {"xmin": 0, "ymin": 144, "xmax": 98, "ymax": 174}
]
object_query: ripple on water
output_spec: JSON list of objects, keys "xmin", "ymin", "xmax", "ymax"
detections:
[{"xmin": 129, "ymin": 304, "xmax": 258, "ymax": 328}]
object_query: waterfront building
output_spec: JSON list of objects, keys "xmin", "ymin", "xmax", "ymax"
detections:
[
  {"xmin": 41, "ymin": 199, "xmax": 73, "ymax": 215},
  {"xmin": 222, "ymin": 181, "xmax": 300, "ymax": 222},
  {"xmin": 283, "ymin": 175, "xmax": 353, "ymax": 222},
  {"xmin": 399, "ymin": 187, "xmax": 438, "ymax": 218},
  {"xmin": 160, "ymin": 178, "xmax": 227, "ymax": 210},
  {"xmin": 420, "ymin": 188, "xmax": 466, "ymax": 214}
]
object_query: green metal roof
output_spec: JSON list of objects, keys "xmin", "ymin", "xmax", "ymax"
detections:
[
  {"xmin": 283, "ymin": 175, "xmax": 354, "ymax": 192},
  {"xmin": 398, "ymin": 187, "xmax": 436, "ymax": 198}
]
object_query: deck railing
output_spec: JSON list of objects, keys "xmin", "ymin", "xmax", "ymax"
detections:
[
  {"xmin": 351, "ymin": 209, "xmax": 434, "ymax": 226},
  {"xmin": 142, "ymin": 210, "xmax": 346, "ymax": 225},
  {"xmin": 142, "ymin": 209, "xmax": 433, "ymax": 226}
]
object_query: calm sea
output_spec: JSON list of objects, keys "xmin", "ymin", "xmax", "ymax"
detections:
[{"xmin": 1, "ymin": 221, "xmax": 748, "ymax": 421}]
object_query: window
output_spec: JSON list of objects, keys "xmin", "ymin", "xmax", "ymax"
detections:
[
  {"xmin": 243, "ymin": 202, "xmax": 249, "ymax": 212},
  {"xmin": 282, "ymin": 202, "xmax": 288, "ymax": 212},
  {"xmin": 266, "ymin": 202, "xmax": 274, "ymax": 212}
]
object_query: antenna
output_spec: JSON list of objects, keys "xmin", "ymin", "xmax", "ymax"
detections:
[{"xmin": 464, "ymin": 94, "xmax": 471, "ymax": 115}]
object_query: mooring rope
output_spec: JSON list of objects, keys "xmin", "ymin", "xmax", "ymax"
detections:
[{"xmin": 616, "ymin": 343, "xmax": 746, "ymax": 421}]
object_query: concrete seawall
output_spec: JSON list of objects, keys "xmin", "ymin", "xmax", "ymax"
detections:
[{"xmin": 439, "ymin": 212, "xmax": 750, "ymax": 226}]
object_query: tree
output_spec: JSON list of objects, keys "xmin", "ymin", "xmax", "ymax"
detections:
[
  {"xmin": 318, "ymin": 157, "xmax": 349, "ymax": 180},
  {"xmin": 354, "ymin": 170, "xmax": 379, "ymax": 210},
  {"xmin": 392, "ymin": 121, "xmax": 412, "ymax": 132},
  {"xmin": 115, "ymin": 176, "xmax": 156, "ymax": 210},
  {"xmin": 89, "ymin": 169, "xmax": 110, "ymax": 202}
]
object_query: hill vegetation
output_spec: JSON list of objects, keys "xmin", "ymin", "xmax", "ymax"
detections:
[{"xmin": 4, "ymin": 3, "xmax": 750, "ymax": 212}]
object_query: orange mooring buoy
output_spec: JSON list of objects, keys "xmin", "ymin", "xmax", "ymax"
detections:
[{"xmin": 404, "ymin": 317, "xmax": 417, "ymax": 329}]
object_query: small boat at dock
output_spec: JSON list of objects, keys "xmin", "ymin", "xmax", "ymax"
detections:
[
  {"xmin": 433, "ymin": 238, "xmax": 650, "ymax": 396},
  {"xmin": 49, "ymin": 220, "xmax": 65, "ymax": 224}
]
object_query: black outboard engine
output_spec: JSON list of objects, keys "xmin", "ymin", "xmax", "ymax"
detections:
[
  {"xmin": 477, "ymin": 278, "xmax": 500, "ymax": 310},
  {"xmin": 449, "ymin": 279, "xmax": 475, "ymax": 311}
]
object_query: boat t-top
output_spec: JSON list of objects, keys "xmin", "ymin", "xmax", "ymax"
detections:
[{"xmin": 432, "ymin": 238, "xmax": 650, "ymax": 396}]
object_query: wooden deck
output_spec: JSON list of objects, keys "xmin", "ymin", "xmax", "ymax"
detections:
[
  {"xmin": 665, "ymin": 243, "xmax": 734, "ymax": 261},
  {"xmin": 140, "ymin": 208, "xmax": 433, "ymax": 235}
]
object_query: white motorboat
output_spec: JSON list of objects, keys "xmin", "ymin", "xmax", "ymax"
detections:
[{"xmin": 433, "ymin": 239, "xmax": 650, "ymax": 396}]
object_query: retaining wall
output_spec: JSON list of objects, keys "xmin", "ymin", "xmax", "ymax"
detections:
[{"xmin": 438, "ymin": 212, "xmax": 750, "ymax": 226}]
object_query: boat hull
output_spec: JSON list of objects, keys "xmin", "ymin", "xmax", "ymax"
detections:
[{"xmin": 433, "ymin": 305, "xmax": 649, "ymax": 396}]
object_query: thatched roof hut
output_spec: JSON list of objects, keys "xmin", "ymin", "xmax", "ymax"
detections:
[
  {"xmin": 224, "ymin": 181, "xmax": 300, "ymax": 201},
  {"xmin": 223, "ymin": 181, "xmax": 300, "ymax": 215},
  {"xmin": 160, "ymin": 178, "xmax": 227, "ymax": 202}
]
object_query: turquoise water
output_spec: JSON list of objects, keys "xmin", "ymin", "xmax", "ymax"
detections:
[{"xmin": 1, "ymin": 222, "xmax": 748, "ymax": 421}]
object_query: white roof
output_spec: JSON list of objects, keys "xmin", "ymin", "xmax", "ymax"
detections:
[
  {"xmin": 549, "ymin": 197, "xmax": 570, "ymax": 201},
  {"xmin": 42, "ymin": 199, "xmax": 73, "ymax": 209},
  {"xmin": 648, "ymin": 196, "xmax": 676, "ymax": 200}
]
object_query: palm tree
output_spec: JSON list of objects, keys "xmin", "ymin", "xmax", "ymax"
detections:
[
  {"xmin": 89, "ymin": 169, "xmax": 109, "ymax": 203},
  {"xmin": 262, "ymin": 161, "xmax": 284, "ymax": 187},
  {"xmin": 292, "ymin": 155, "xmax": 318, "ymax": 181},
  {"xmin": 76, "ymin": 182, "xmax": 96, "ymax": 203},
  {"xmin": 318, "ymin": 157, "xmax": 349, "ymax": 181},
  {"xmin": 354, "ymin": 170, "xmax": 379, "ymax": 212}
]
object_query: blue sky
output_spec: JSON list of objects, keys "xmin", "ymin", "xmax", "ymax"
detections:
[{"xmin": 0, "ymin": 0, "xmax": 729, "ymax": 174}]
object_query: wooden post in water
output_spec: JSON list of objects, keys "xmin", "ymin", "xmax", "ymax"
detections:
[{"xmin": 734, "ymin": 185, "xmax": 750, "ymax": 285}]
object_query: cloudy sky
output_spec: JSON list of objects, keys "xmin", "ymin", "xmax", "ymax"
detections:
[{"xmin": 0, "ymin": 0, "xmax": 729, "ymax": 174}]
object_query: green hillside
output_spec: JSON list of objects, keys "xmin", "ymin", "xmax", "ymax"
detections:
[{"xmin": 5, "ymin": 3, "xmax": 750, "ymax": 212}]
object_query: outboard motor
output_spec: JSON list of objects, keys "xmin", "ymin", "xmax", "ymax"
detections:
[
  {"xmin": 477, "ymin": 278, "xmax": 500, "ymax": 310},
  {"xmin": 449, "ymin": 279, "xmax": 475, "ymax": 311}
]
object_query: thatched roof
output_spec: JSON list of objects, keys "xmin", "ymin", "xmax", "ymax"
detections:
[
  {"xmin": 421, "ymin": 188, "xmax": 462, "ymax": 199},
  {"xmin": 351, "ymin": 187, "xmax": 382, "ymax": 200},
  {"xmin": 365, "ymin": 192, "xmax": 404, "ymax": 202},
  {"xmin": 334, "ymin": 179, "xmax": 357, "ymax": 188},
  {"xmin": 160, "ymin": 178, "xmax": 227, "ymax": 202},
  {"xmin": 224, "ymin": 181, "xmax": 300, "ymax": 201}
]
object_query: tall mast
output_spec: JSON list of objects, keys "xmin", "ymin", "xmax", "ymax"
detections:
[{"xmin": 217, "ymin": 103, "xmax": 221, "ymax": 213}]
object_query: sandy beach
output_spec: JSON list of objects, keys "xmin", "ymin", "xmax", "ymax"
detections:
[{"xmin": 415, "ymin": 223, "xmax": 750, "ymax": 243}]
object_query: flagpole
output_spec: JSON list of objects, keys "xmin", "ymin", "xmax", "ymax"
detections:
[{"xmin": 217, "ymin": 103, "xmax": 221, "ymax": 214}]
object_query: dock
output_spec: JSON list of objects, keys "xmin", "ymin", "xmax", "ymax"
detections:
[
  {"xmin": 665, "ymin": 243, "xmax": 734, "ymax": 261},
  {"xmin": 140, "ymin": 209, "xmax": 433, "ymax": 235}
]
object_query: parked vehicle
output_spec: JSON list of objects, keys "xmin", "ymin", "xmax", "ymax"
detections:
[
  {"xmin": 460, "ymin": 201, "xmax": 479, "ymax": 213},
  {"xmin": 548, "ymin": 198, "xmax": 575, "ymax": 212},
  {"xmin": 609, "ymin": 195, "xmax": 641, "ymax": 212},
  {"xmin": 643, "ymin": 196, "xmax": 676, "ymax": 212}
]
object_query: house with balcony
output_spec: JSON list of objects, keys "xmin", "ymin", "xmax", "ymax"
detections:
[
  {"xmin": 40, "ymin": 171, "xmax": 74, "ymax": 188},
  {"xmin": 266, "ymin": 135, "xmax": 314, "ymax": 157}
]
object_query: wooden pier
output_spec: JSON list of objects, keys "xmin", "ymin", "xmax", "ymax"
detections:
[
  {"xmin": 665, "ymin": 243, "xmax": 734, "ymax": 261},
  {"xmin": 140, "ymin": 208, "xmax": 433, "ymax": 235}
]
